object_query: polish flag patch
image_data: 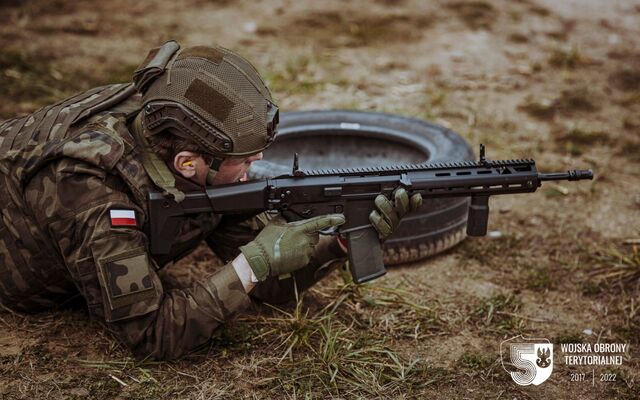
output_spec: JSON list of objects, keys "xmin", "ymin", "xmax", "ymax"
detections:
[{"xmin": 110, "ymin": 209, "xmax": 137, "ymax": 227}]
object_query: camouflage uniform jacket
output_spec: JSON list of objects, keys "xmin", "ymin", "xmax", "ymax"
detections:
[{"xmin": 0, "ymin": 85, "xmax": 346, "ymax": 359}]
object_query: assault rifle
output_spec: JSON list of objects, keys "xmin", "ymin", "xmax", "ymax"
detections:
[{"xmin": 148, "ymin": 145, "xmax": 592, "ymax": 283}]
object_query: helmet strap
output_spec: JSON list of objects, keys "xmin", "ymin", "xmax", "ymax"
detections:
[
  {"xmin": 204, "ymin": 156, "xmax": 224, "ymax": 186},
  {"xmin": 130, "ymin": 113, "xmax": 186, "ymax": 202}
]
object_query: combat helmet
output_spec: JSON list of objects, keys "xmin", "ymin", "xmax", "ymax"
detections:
[{"xmin": 133, "ymin": 40, "xmax": 279, "ymax": 161}]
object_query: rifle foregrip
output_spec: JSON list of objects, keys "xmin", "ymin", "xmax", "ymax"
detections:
[
  {"xmin": 347, "ymin": 228, "xmax": 387, "ymax": 283},
  {"xmin": 467, "ymin": 195, "xmax": 489, "ymax": 236}
]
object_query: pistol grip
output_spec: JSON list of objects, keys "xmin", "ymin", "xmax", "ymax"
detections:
[{"xmin": 347, "ymin": 228, "xmax": 387, "ymax": 284}]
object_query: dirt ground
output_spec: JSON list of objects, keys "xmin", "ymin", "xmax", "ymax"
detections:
[{"xmin": 1, "ymin": 0, "xmax": 639, "ymax": 398}]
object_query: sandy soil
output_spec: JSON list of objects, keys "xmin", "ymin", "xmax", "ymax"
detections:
[{"xmin": 0, "ymin": 0, "xmax": 639, "ymax": 398}]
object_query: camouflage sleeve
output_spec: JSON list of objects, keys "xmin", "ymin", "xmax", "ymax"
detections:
[{"xmin": 25, "ymin": 158, "xmax": 251, "ymax": 360}]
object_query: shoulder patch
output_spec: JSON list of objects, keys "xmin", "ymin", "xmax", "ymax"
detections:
[
  {"xmin": 97, "ymin": 247, "xmax": 158, "ymax": 312},
  {"xmin": 110, "ymin": 209, "xmax": 138, "ymax": 227}
]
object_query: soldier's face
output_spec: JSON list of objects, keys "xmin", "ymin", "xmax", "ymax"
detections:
[{"xmin": 211, "ymin": 152, "xmax": 263, "ymax": 185}]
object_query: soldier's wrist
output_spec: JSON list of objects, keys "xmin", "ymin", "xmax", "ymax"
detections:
[{"xmin": 232, "ymin": 253, "xmax": 258, "ymax": 293}]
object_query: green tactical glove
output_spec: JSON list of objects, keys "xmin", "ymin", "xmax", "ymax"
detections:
[
  {"xmin": 369, "ymin": 188, "xmax": 422, "ymax": 241},
  {"xmin": 240, "ymin": 214, "xmax": 346, "ymax": 281}
]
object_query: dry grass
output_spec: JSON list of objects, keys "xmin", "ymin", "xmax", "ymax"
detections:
[
  {"xmin": 470, "ymin": 294, "xmax": 526, "ymax": 335},
  {"xmin": 609, "ymin": 69, "xmax": 640, "ymax": 91},
  {"xmin": 553, "ymin": 87, "xmax": 600, "ymax": 113},
  {"xmin": 0, "ymin": 48, "xmax": 138, "ymax": 119},
  {"xmin": 617, "ymin": 137, "xmax": 640, "ymax": 162},
  {"xmin": 278, "ymin": 11, "xmax": 434, "ymax": 48},
  {"xmin": 548, "ymin": 46, "xmax": 584, "ymax": 69},
  {"xmin": 445, "ymin": 1, "xmax": 497, "ymax": 30},
  {"xmin": 589, "ymin": 245, "xmax": 640, "ymax": 291},
  {"xmin": 263, "ymin": 51, "xmax": 349, "ymax": 97},
  {"xmin": 553, "ymin": 127, "xmax": 611, "ymax": 155},
  {"xmin": 518, "ymin": 97, "xmax": 556, "ymax": 119},
  {"xmin": 200, "ymin": 278, "xmax": 454, "ymax": 397},
  {"xmin": 518, "ymin": 87, "xmax": 600, "ymax": 121}
]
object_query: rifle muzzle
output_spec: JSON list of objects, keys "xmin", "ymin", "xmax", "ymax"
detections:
[{"xmin": 538, "ymin": 169, "xmax": 593, "ymax": 181}]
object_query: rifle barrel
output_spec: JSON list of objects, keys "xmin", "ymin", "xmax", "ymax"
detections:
[{"xmin": 538, "ymin": 169, "xmax": 593, "ymax": 181}]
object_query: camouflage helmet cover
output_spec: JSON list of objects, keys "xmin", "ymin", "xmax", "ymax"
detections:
[{"xmin": 134, "ymin": 41, "xmax": 278, "ymax": 157}]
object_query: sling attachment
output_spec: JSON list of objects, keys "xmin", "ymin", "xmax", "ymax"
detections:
[
  {"xmin": 130, "ymin": 114, "xmax": 185, "ymax": 203},
  {"xmin": 133, "ymin": 40, "xmax": 181, "ymax": 94}
]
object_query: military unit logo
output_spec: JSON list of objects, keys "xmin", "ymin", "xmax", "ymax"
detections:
[{"xmin": 500, "ymin": 336, "xmax": 553, "ymax": 386}]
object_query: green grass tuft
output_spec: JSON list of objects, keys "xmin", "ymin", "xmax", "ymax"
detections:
[
  {"xmin": 525, "ymin": 266, "xmax": 556, "ymax": 291},
  {"xmin": 457, "ymin": 351, "xmax": 495, "ymax": 371},
  {"xmin": 471, "ymin": 294, "xmax": 525, "ymax": 335}
]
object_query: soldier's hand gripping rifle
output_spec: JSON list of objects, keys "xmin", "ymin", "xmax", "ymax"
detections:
[{"xmin": 148, "ymin": 145, "xmax": 592, "ymax": 284}]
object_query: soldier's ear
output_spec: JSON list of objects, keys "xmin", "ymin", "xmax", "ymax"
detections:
[{"xmin": 174, "ymin": 151, "xmax": 198, "ymax": 178}]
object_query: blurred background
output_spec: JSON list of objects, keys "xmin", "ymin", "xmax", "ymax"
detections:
[{"xmin": 1, "ymin": 0, "xmax": 639, "ymax": 398}]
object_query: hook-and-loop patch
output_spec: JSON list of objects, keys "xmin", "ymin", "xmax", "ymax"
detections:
[{"xmin": 96, "ymin": 247, "xmax": 158, "ymax": 312}]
